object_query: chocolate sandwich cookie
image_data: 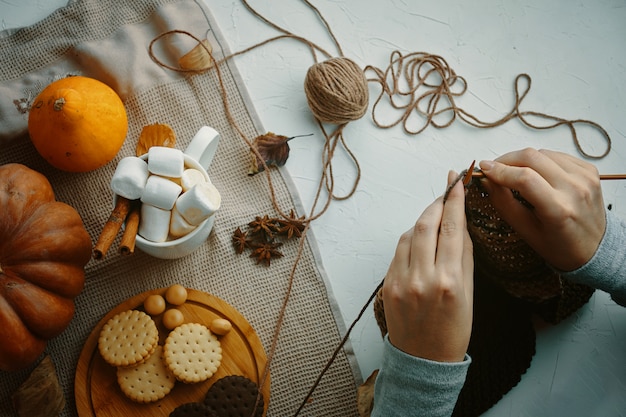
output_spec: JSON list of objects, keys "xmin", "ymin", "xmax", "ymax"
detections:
[
  {"xmin": 169, "ymin": 402, "xmax": 217, "ymax": 417},
  {"xmin": 204, "ymin": 375, "xmax": 264, "ymax": 417}
]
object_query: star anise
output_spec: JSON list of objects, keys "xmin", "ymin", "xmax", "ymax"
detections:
[
  {"xmin": 249, "ymin": 240, "xmax": 283, "ymax": 266},
  {"xmin": 276, "ymin": 209, "xmax": 306, "ymax": 239},
  {"xmin": 248, "ymin": 215, "xmax": 279, "ymax": 239},
  {"xmin": 232, "ymin": 227, "xmax": 250, "ymax": 254}
]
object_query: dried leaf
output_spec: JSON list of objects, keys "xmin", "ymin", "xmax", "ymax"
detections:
[
  {"xmin": 356, "ymin": 370, "xmax": 379, "ymax": 417},
  {"xmin": 12, "ymin": 355, "xmax": 65, "ymax": 417},
  {"xmin": 135, "ymin": 123, "xmax": 177, "ymax": 156},
  {"xmin": 249, "ymin": 132, "xmax": 299, "ymax": 176},
  {"xmin": 178, "ymin": 39, "xmax": 214, "ymax": 73}
]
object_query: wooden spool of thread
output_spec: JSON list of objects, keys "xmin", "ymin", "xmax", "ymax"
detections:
[{"xmin": 304, "ymin": 57, "xmax": 369, "ymax": 125}]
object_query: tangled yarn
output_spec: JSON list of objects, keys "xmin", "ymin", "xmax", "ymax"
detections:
[{"xmin": 304, "ymin": 57, "xmax": 369, "ymax": 125}]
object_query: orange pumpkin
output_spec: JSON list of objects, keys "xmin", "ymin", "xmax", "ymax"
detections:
[
  {"xmin": 0, "ymin": 163, "xmax": 92, "ymax": 371},
  {"xmin": 28, "ymin": 76, "xmax": 128, "ymax": 173}
]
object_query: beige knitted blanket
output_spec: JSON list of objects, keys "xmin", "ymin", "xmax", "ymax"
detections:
[{"xmin": 0, "ymin": 0, "xmax": 359, "ymax": 415}]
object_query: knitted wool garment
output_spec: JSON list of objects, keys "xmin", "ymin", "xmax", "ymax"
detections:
[
  {"xmin": 464, "ymin": 178, "xmax": 594, "ymax": 324},
  {"xmin": 453, "ymin": 273, "xmax": 536, "ymax": 417}
]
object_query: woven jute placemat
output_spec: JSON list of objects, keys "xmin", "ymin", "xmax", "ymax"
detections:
[{"xmin": 0, "ymin": 0, "xmax": 360, "ymax": 415}]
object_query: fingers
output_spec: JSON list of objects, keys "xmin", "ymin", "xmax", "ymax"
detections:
[
  {"xmin": 492, "ymin": 148, "xmax": 567, "ymax": 185},
  {"xmin": 387, "ymin": 228, "xmax": 413, "ymax": 275},
  {"xmin": 385, "ymin": 194, "xmax": 444, "ymax": 289},
  {"xmin": 476, "ymin": 172, "xmax": 542, "ymax": 238},
  {"xmin": 387, "ymin": 171, "xmax": 467, "ymax": 282},
  {"xmin": 387, "ymin": 169, "xmax": 471, "ymax": 292},
  {"xmin": 479, "ymin": 151, "xmax": 559, "ymax": 215},
  {"xmin": 488, "ymin": 147, "xmax": 597, "ymax": 187},
  {"xmin": 435, "ymin": 171, "xmax": 467, "ymax": 269},
  {"xmin": 408, "ymin": 195, "xmax": 444, "ymax": 274}
]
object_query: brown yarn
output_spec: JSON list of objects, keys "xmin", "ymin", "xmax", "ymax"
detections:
[
  {"xmin": 304, "ymin": 57, "xmax": 369, "ymax": 125},
  {"xmin": 365, "ymin": 50, "xmax": 612, "ymax": 159}
]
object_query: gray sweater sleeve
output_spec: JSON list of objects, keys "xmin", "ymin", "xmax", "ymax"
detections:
[
  {"xmin": 371, "ymin": 336, "xmax": 470, "ymax": 417},
  {"xmin": 562, "ymin": 209, "xmax": 626, "ymax": 307}
]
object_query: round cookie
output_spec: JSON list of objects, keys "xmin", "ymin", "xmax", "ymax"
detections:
[
  {"xmin": 98, "ymin": 309, "xmax": 159, "ymax": 368},
  {"xmin": 117, "ymin": 345, "xmax": 175, "ymax": 403},
  {"xmin": 163, "ymin": 323, "xmax": 222, "ymax": 383},
  {"xmin": 204, "ymin": 375, "xmax": 264, "ymax": 417},
  {"xmin": 169, "ymin": 402, "xmax": 217, "ymax": 417}
]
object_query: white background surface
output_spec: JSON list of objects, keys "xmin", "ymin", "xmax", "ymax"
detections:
[{"xmin": 2, "ymin": 1, "xmax": 626, "ymax": 416}]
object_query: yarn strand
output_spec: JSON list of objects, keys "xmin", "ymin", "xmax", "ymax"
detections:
[{"xmin": 366, "ymin": 51, "xmax": 611, "ymax": 158}]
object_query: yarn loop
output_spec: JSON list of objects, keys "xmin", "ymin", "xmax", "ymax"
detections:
[{"xmin": 304, "ymin": 57, "xmax": 369, "ymax": 125}]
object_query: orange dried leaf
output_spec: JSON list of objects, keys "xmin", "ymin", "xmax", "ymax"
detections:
[{"xmin": 135, "ymin": 123, "xmax": 177, "ymax": 156}]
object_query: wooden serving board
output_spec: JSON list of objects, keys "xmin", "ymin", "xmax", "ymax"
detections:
[{"xmin": 75, "ymin": 288, "xmax": 269, "ymax": 416}]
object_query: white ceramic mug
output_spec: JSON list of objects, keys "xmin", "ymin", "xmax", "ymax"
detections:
[{"xmin": 133, "ymin": 126, "xmax": 220, "ymax": 259}]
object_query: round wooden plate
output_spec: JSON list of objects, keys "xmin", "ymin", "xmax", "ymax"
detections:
[{"xmin": 75, "ymin": 288, "xmax": 269, "ymax": 416}]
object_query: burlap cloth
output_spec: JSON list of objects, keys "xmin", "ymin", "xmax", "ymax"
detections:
[{"xmin": 0, "ymin": 0, "xmax": 360, "ymax": 415}]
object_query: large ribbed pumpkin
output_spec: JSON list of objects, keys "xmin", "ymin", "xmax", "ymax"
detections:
[
  {"xmin": 0, "ymin": 163, "xmax": 91, "ymax": 371},
  {"xmin": 28, "ymin": 76, "xmax": 128, "ymax": 172}
]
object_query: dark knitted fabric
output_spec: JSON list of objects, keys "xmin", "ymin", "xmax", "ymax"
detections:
[
  {"xmin": 465, "ymin": 179, "xmax": 594, "ymax": 323},
  {"xmin": 452, "ymin": 273, "xmax": 535, "ymax": 417}
]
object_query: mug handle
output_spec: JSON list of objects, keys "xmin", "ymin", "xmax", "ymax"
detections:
[{"xmin": 184, "ymin": 126, "xmax": 220, "ymax": 169}]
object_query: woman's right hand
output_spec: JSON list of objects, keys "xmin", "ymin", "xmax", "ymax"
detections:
[{"xmin": 479, "ymin": 148, "xmax": 606, "ymax": 272}]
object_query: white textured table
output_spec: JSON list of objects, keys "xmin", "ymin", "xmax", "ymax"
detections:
[{"xmin": 3, "ymin": 1, "xmax": 626, "ymax": 416}]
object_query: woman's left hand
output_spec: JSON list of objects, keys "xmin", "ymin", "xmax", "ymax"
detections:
[{"xmin": 382, "ymin": 171, "xmax": 474, "ymax": 363}]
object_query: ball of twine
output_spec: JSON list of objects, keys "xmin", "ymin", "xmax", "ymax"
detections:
[{"xmin": 304, "ymin": 57, "xmax": 369, "ymax": 125}]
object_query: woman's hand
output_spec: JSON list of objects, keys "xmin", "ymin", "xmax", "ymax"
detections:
[
  {"xmin": 479, "ymin": 148, "xmax": 606, "ymax": 271},
  {"xmin": 382, "ymin": 171, "xmax": 474, "ymax": 363}
]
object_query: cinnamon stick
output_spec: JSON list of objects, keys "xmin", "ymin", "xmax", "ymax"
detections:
[
  {"xmin": 119, "ymin": 202, "xmax": 141, "ymax": 256},
  {"xmin": 93, "ymin": 196, "xmax": 132, "ymax": 260}
]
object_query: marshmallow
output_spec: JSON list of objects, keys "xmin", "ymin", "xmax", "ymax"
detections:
[
  {"xmin": 169, "ymin": 205, "xmax": 197, "ymax": 238},
  {"xmin": 180, "ymin": 168, "xmax": 207, "ymax": 192},
  {"xmin": 147, "ymin": 146, "xmax": 184, "ymax": 178},
  {"xmin": 138, "ymin": 204, "xmax": 171, "ymax": 242},
  {"xmin": 110, "ymin": 156, "xmax": 149, "ymax": 200},
  {"xmin": 140, "ymin": 175, "xmax": 182, "ymax": 210},
  {"xmin": 175, "ymin": 182, "xmax": 221, "ymax": 226}
]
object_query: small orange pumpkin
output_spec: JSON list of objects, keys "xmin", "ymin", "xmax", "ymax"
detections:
[
  {"xmin": 0, "ymin": 163, "xmax": 92, "ymax": 371},
  {"xmin": 28, "ymin": 76, "xmax": 128, "ymax": 173}
]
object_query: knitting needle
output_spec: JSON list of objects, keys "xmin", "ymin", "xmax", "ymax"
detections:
[
  {"xmin": 462, "ymin": 160, "xmax": 476, "ymax": 186},
  {"xmin": 470, "ymin": 171, "xmax": 626, "ymax": 180}
]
